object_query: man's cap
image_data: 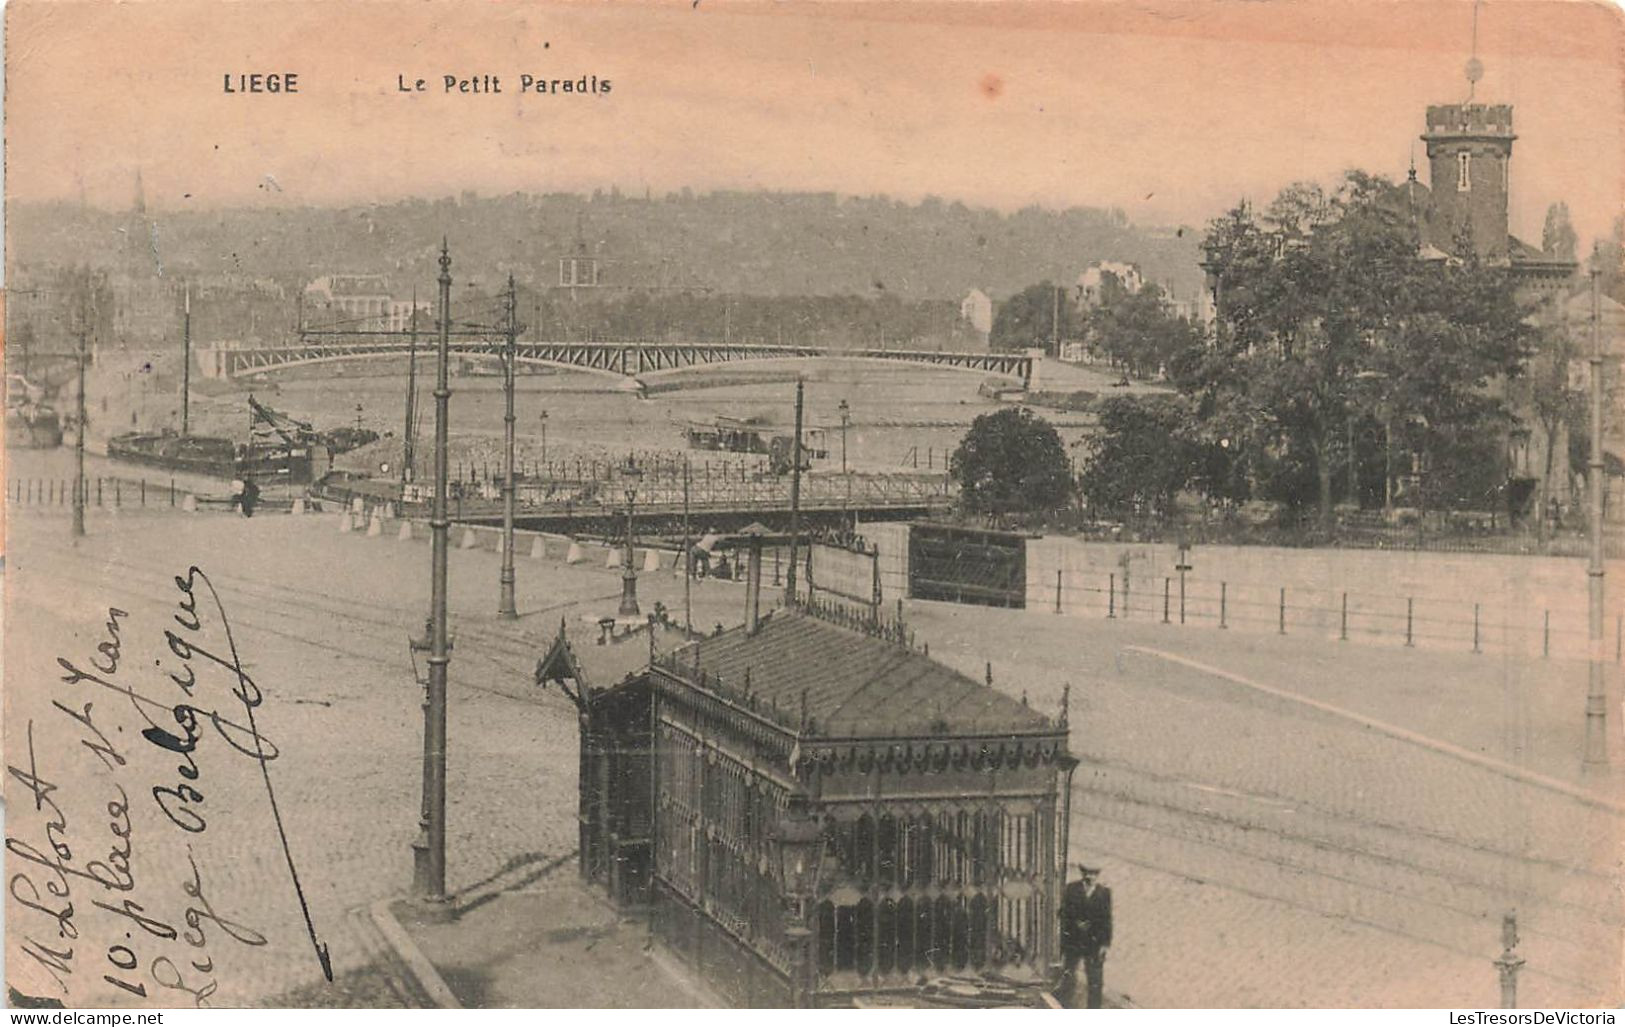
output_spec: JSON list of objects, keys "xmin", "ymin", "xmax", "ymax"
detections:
[{"xmin": 1077, "ymin": 864, "xmax": 1101, "ymax": 875}]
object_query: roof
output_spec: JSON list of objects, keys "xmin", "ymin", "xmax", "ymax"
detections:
[
  {"xmin": 661, "ymin": 609, "xmax": 1059, "ymax": 740},
  {"xmin": 535, "ymin": 615, "xmax": 691, "ymax": 695},
  {"xmin": 1507, "ymin": 235, "xmax": 1578, "ymax": 270}
]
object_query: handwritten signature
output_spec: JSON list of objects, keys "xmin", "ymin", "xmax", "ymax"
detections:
[{"xmin": 7, "ymin": 565, "xmax": 332, "ymax": 1005}]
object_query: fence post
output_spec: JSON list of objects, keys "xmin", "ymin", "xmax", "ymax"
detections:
[
  {"xmin": 96, "ymin": 478, "xmax": 102, "ymax": 506},
  {"xmin": 1179, "ymin": 573, "xmax": 1186, "ymax": 624},
  {"xmin": 141, "ymin": 479, "xmax": 147, "ymax": 506},
  {"xmin": 1163, "ymin": 578, "xmax": 1171, "ymax": 624},
  {"xmin": 115, "ymin": 479, "xmax": 121, "ymax": 508},
  {"xmin": 1340, "ymin": 592, "xmax": 1348, "ymax": 642},
  {"xmin": 1278, "ymin": 588, "xmax": 1286, "ymax": 635},
  {"xmin": 170, "ymin": 478, "xmax": 176, "ymax": 506},
  {"xmin": 1473, "ymin": 604, "xmax": 1481, "ymax": 654},
  {"xmin": 1220, "ymin": 582, "xmax": 1228, "ymax": 629},
  {"xmin": 1108, "ymin": 574, "xmax": 1115, "ymax": 618},
  {"xmin": 1055, "ymin": 569, "xmax": 1063, "ymax": 614},
  {"xmin": 1543, "ymin": 610, "xmax": 1550, "ymax": 659},
  {"xmin": 1406, "ymin": 598, "xmax": 1414, "ymax": 647}
]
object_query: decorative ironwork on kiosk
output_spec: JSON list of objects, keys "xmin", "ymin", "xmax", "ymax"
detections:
[{"xmin": 539, "ymin": 593, "xmax": 1076, "ymax": 1008}]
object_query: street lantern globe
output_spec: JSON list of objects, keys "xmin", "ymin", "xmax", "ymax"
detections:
[{"xmin": 775, "ymin": 807, "xmax": 823, "ymax": 898}]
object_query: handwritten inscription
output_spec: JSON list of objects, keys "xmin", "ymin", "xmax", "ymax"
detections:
[{"xmin": 6, "ymin": 566, "xmax": 328, "ymax": 1006}]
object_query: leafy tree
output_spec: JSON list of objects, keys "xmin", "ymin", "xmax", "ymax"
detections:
[
  {"xmin": 1078, "ymin": 396, "xmax": 1195, "ymax": 523},
  {"xmin": 989, "ymin": 282, "xmax": 1078, "ymax": 354},
  {"xmin": 1084, "ymin": 281, "xmax": 1203, "ymax": 378},
  {"xmin": 950, "ymin": 407, "xmax": 1073, "ymax": 517},
  {"xmin": 1542, "ymin": 202, "xmax": 1579, "ymax": 262},
  {"xmin": 1185, "ymin": 172, "xmax": 1536, "ymax": 527}
]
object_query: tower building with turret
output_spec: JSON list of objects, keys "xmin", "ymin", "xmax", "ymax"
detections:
[{"xmin": 1412, "ymin": 102, "xmax": 1575, "ymax": 295}]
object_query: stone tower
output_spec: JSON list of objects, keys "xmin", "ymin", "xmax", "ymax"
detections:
[{"xmin": 1422, "ymin": 103, "xmax": 1515, "ymax": 262}]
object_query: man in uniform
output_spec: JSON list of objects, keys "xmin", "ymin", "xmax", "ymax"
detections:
[{"xmin": 1059, "ymin": 863, "xmax": 1113, "ymax": 1008}]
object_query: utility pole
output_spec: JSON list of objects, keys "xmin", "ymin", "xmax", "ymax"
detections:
[
  {"xmin": 413, "ymin": 239, "xmax": 454, "ymax": 912},
  {"xmin": 682, "ymin": 458, "xmax": 692, "ymax": 634},
  {"xmin": 499, "ymin": 274, "xmax": 519, "ymax": 620},
  {"xmin": 619, "ymin": 480, "xmax": 640, "ymax": 618},
  {"xmin": 1052, "ymin": 283, "xmax": 1061, "ymax": 356},
  {"xmin": 403, "ymin": 289, "xmax": 418, "ymax": 489},
  {"xmin": 785, "ymin": 379, "xmax": 804, "ymax": 603},
  {"xmin": 1585, "ymin": 261, "xmax": 1609, "ymax": 767},
  {"xmin": 73, "ymin": 278, "xmax": 89, "ymax": 540},
  {"xmin": 181, "ymin": 283, "xmax": 192, "ymax": 435},
  {"xmin": 1494, "ymin": 912, "xmax": 1524, "ymax": 1008}
]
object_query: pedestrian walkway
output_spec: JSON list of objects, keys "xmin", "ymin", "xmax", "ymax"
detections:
[{"xmin": 378, "ymin": 868, "xmax": 720, "ymax": 1009}]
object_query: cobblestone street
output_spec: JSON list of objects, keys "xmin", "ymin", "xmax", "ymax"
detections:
[
  {"xmin": 912, "ymin": 603, "xmax": 1625, "ymax": 1008},
  {"xmin": 6, "ymin": 505, "xmax": 1621, "ymax": 1007},
  {"xmin": 5, "ymin": 506, "xmax": 745, "ymax": 1007}
]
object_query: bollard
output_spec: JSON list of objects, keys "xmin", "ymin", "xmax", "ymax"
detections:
[
  {"xmin": 141, "ymin": 479, "xmax": 147, "ymax": 506},
  {"xmin": 532, "ymin": 535, "xmax": 547, "ymax": 559},
  {"xmin": 398, "ymin": 520, "xmax": 414, "ymax": 542},
  {"xmin": 1219, "ymin": 582, "xmax": 1228, "ymax": 629},
  {"xmin": 1340, "ymin": 592, "xmax": 1349, "ymax": 641},
  {"xmin": 1278, "ymin": 588, "xmax": 1286, "ymax": 634},
  {"xmin": 1056, "ymin": 569, "xmax": 1063, "ymax": 614},
  {"xmin": 170, "ymin": 479, "xmax": 176, "ymax": 506},
  {"xmin": 644, "ymin": 548, "xmax": 661, "ymax": 573},
  {"xmin": 1543, "ymin": 611, "xmax": 1550, "ymax": 659},
  {"xmin": 566, "ymin": 542, "xmax": 584, "ymax": 565},
  {"xmin": 181, "ymin": 493, "xmax": 198, "ymax": 513},
  {"xmin": 1473, "ymin": 604, "xmax": 1481, "ymax": 654},
  {"xmin": 1406, "ymin": 598, "xmax": 1414, "ymax": 647},
  {"xmin": 1108, "ymin": 574, "xmax": 1115, "ymax": 618},
  {"xmin": 1163, "ymin": 578, "xmax": 1171, "ymax": 624}
]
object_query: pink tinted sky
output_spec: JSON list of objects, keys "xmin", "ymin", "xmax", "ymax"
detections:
[{"xmin": 5, "ymin": 0, "xmax": 1622, "ymax": 243}]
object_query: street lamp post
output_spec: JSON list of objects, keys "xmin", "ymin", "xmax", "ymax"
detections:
[
  {"xmin": 1584, "ymin": 262, "xmax": 1609, "ymax": 767},
  {"xmin": 73, "ymin": 295, "xmax": 88, "ymax": 540},
  {"xmin": 776, "ymin": 800, "xmax": 823, "ymax": 1009},
  {"xmin": 540, "ymin": 409, "xmax": 549, "ymax": 471},
  {"xmin": 412, "ymin": 239, "xmax": 455, "ymax": 914},
  {"xmin": 838, "ymin": 399, "xmax": 850, "ymax": 476},
  {"xmin": 499, "ymin": 274, "xmax": 519, "ymax": 620},
  {"xmin": 619, "ymin": 472, "xmax": 641, "ymax": 617},
  {"xmin": 1493, "ymin": 912, "xmax": 1524, "ymax": 1008}
]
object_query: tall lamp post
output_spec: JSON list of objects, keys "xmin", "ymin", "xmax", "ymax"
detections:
[
  {"xmin": 838, "ymin": 398, "xmax": 852, "ymax": 528},
  {"xmin": 1584, "ymin": 261, "xmax": 1609, "ymax": 767},
  {"xmin": 73, "ymin": 284, "xmax": 88, "ymax": 541},
  {"xmin": 838, "ymin": 399, "xmax": 850, "ymax": 476},
  {"xmin": 776, "ymin": 800, "xmax": 823, "ymax": 1008},
  {"xmin": 412, "ymin": 239, "xmax": 455, "ymax": 913},
  {"xmin": 499, "ymin": 274, "xmax": 519, "ymax": 620},
  {"xmin": 619, "ymin": 456, "xmax": 643, "ymax": 618},
  {"xmin": 540, "ymin": 409, "xmax": 549, "ymax": 471}
]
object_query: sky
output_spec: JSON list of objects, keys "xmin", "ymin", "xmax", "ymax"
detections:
[{"xmin": 5, "ymin": 0, "xmax": 1623, "ymax": 246}]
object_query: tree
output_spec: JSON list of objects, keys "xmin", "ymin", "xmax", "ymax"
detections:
[
  {"xmin": 1084, "ymin": 282, "xmax": 1203, "ymax": 378},
  {"xmin": 1078, "ymin": 396, "xmax": 1196, "ymax": 524},
  {"xmin": 950, "ymin": 407, "xmax": 1073, "ymax": 517},
  {"xmin": 1186, "ymin": 172, "xmax": 1536, "ymax": 527},
  {"xmin": 1542, "ymin": 202, "xmax": 1579, "ymax": 262},
  {"xmin": 989, "ymin": 282, "xmax": 1078, "ymax": 354}
]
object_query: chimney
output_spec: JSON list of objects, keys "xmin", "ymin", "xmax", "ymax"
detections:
[{"xmin": 746, "ymin": 535, "xmax": 765, "ymax": 634}]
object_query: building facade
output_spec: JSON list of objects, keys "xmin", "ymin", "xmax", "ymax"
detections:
[{"xmin": 551, "ymin": 604, "xmax": 1076, "ymax": 1007}]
